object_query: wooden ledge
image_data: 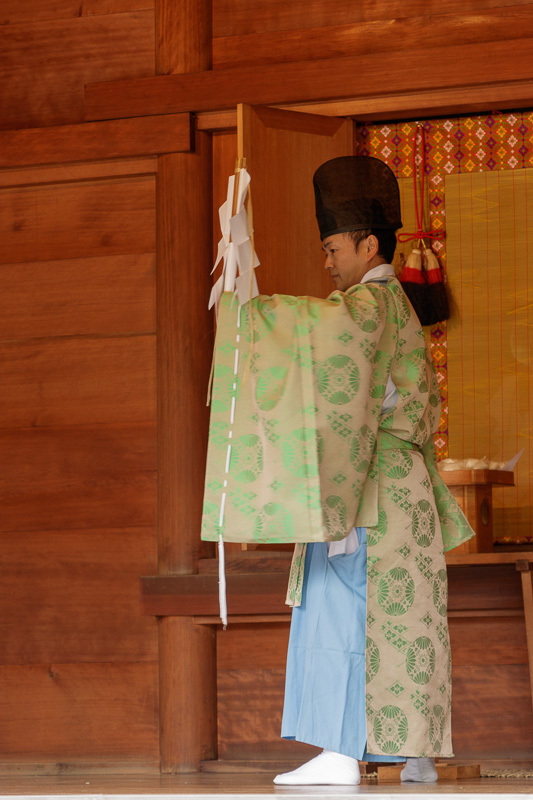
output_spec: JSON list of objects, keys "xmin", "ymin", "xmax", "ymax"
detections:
[
  {"xmin": 141, "ymin": 571, "xmax": 290, "ymax": 616},
  {"xmin": 446, "ymin": 551, "xmax": 533, "ymax": 566},
  {"xmin": 141, "ymin": 551, "xmax": 533, "ymax": 616}
]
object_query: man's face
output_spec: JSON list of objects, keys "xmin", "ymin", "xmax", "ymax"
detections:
[{"xmin": 322, "ymin": 232, "xmax": 372, "ymax": 291}]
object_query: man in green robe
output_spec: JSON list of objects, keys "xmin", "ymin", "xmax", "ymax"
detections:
[{"xmin": 202, "ymin": 156, "xmax": 474, "ymax": 785}]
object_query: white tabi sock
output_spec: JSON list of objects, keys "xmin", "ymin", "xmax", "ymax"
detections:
[
  {"xmin": 400, "ymin": 757, "xmax": 438, "ymax": 783},
  {"xmin": 273, "ymin": 749, "xmax": 361, "ymax": 785}
]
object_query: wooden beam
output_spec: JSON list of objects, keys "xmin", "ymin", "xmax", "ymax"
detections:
[
  {"xmin": 141, "ymin": 573, "xmax": 291, "ymax": 616},
  {"xmin": 85, "ymin": 38, "xmax": 533, "ymax": 122},
  {"xmin": 141, "ymin": 553, "xmax": 533, "ymax": 616},
  {"xmin": 0, "ymin": 114, "xmax": 193, "ymax": 169}
]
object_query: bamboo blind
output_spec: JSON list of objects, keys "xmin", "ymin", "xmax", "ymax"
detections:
[{"xmin": 446, "ymin": 168, "xmax": 533, "ymax": 542}]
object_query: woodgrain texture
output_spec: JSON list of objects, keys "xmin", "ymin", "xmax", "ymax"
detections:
[
  {"xmin": 0, "ymin": 115, "xmax": 192, "ymax": 169},
  {"xmin": 0, "ymin": 254, "xmax": 155, "ymax": 340},
  {"xmin": 141, "ymin": 573, "xmax": 291, "ymax": 616},
  {"xmin": 0, "ymin": 663, "xmax": 159, "ymax": 759},
  {"xmin": 212, "ymin": 0, "xmax": 533, "ymax": 36},
  {"xmin": 0, "ymin": 529, "xmax": 157, "ymax": 664},
  {"xmin": 0, "ymin": 0, "xmax": 153, "ymax": 25},
  {"xmin": 217, "ymin": 668, "xmax": 318, "ymax": 760},
  {"xmin": 85, "ymin": 38, "xmax": 533, "ymax": 121},
  {"xmin": 0, "ymin": 157, "xmax": 157, "ymax": 189},
  {"xmin": 217, "ymin": 622, "xmax": 290, "ymax": 670},
  {"xmin": 238, "ymin": 104, "xmax": 353, "ymax": 298},
  {"xmin": 213, "ymin": 6, "xmax": 533, "ymax": 69},
  {"xmin": 155, "ymin": 0, "xmax": 211, "ymax": 75},
  {"xmin": 158, "ymin": 618, "xmax": 217, "ymax": 772},
  {"xmin": 0, "ymin": 423, "xmax": 156, "ymax": 532},
  {"xmin": 452, "ymin": 665, "xmax": 533, "ymax": 757},
  {"xmin": 156, "ymin": 133, "xmax": 213, "ymax": 575},
  {"xmin": 198, "ymin": 81, "xmax": 533, "ymax": 130},
  {"xmin": 0, "ymin": 336, "xmax": 155, "ymax": 428},
  {"xmin": 0, "ymin": 11, "xmax": 154, "ymax": 130},
  {"xmin": 0, "ymin": 176, "xmax": 156, "ymax": 265},
  {"xmin": 448, "ymin": 615, "xmax": 528, "ymax": 666}
]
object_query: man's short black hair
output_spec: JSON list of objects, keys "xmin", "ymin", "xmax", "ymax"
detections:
[{"xmin": 349, "ymin": 228, "xmax": 397, "ymax": 264}]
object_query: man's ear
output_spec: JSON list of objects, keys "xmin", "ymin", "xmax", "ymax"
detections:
[{"xmin": 366, "ymin": 235, "xmax": 379, "ymax": 258}]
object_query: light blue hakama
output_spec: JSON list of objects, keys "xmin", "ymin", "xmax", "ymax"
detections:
[{"xmin": 281, "ymin": 529, "xmax": 404, "ymax": 762}]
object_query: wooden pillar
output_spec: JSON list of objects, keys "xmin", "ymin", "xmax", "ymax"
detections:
[
  {"xmin": 156, "ymin": 133, "xmax": 216, "ymax": 773},
  {"xmin": 155, "ymin": 0, "xmax": 215, "ymax": 773},
  {"xmin": 158, "ymin": 618, "xmax": 217, "ymax": 771},
  {"xmin": 155, "ymin": 0, "xmax": 212, "ymax": 75}
]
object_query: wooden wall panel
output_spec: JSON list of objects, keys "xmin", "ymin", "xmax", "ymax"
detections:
[
  {"xmin": 217, "ymin": 667, "xmax": 318, "ymax": 760},
  {"xmin": 0, "ymin": 663, "xmax": 159, "ymax": 760},
  {"xmin": 0, "ymin": 11, "xmax": 154, "ymax": 130},
  {"xmin": 0, "ymin": 529, "xmax": 157, "ymax": 665},
  {"xmin": 452, "ymin": 665, "xmax": 533, "ymax": 757},
  {"xmin": 0, "ymin": 254, "xmax": 155, "ymax": 340},
  {"xmin": 0, "ymin": 424, "xmax": 156, "ymax": 532},
  {"xmin": 212, "ymin": 131, "xmax": 238, "ymax": 281},
  {"xmin": 0, "ymin": 157, "xmax": 157, "ymax": 189},
  {"xmin": 217, "ymin": 623, "xmax": 289, "ymax": 670},
  {"xmin": 0, "ymin": 114, "xmax": 191, "ymax": 169},
  {"xmin": 0, "ymin": 151, "xmax": 159, "ymax": 768},
  {"xmin": 213, "ymin": 0, "xmax": 533, "ymax": 36},
  {"xmin": 0, "ymin": 176, "xmax": 155, "ymax": 265},
  {"xmin": 448, "ymin": 616, "xmax": 528, "ymax": 666},
  {"xmin": 0, "ymin": 336, "xmax": 155, "ymax": 428},
  {"xmin": 0, "ymin": 0, "xmax": 153, "ymax": 26},
  {"xmin": 213, "ymin": 6, "xmax": 533, "ymax": 69}
]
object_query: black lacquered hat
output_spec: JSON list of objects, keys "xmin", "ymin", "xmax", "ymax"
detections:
[{"xmin": 313, "ymin": 155, "xmax": 402, "ymax": 239}]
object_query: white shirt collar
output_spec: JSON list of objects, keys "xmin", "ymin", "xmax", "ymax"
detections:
[{"xmin": 360, "ymin": 264, "xmax": 395, "ymax": 283}]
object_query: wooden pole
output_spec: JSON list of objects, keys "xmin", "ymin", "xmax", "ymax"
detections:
[{"xmin": 155, "ymin": 0, "xmax": 216, "ymax": 773}]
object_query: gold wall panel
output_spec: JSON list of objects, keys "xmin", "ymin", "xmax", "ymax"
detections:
[{"xmin": 446, "ymin": 169, "xmax": 533, "ymax": 542}]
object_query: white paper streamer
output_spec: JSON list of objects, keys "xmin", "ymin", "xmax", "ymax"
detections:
[
  {"xmin": 209, "ymin": 168, "xmax": 260, "ymax": 310},
  {"xmin": 212, "ymin": 171, "xmax": 260, "ymax": 629}
]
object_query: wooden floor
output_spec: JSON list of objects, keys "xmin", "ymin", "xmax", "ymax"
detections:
[{"xmin": 0, "ymin": 773, "xmax": 532, "ymax": 798}]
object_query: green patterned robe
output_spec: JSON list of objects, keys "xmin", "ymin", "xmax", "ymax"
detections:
[{"xmin": 202, "ymin": 276, "xmax": 474, "ymax": 757}]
